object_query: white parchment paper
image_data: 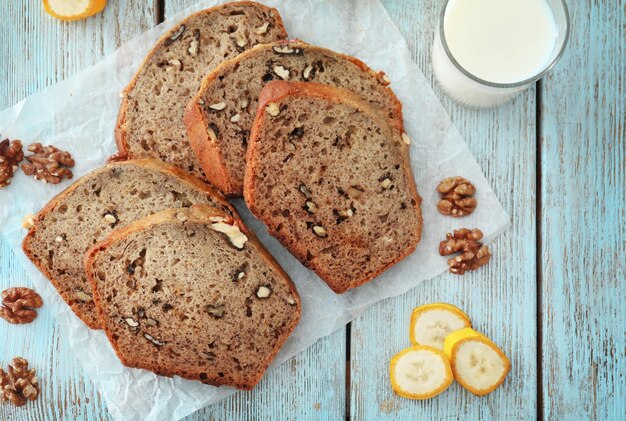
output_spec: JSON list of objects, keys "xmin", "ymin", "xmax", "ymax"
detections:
[{"xmin": 0, "ymin": 0, "xmax": 510, "ymax": 419}]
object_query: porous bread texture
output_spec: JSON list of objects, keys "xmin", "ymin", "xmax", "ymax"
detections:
[
  {"xmin": 85, "ymin": 205, "xmax": 301, "ymax": 390},
  {"xmin": 115, "ymin": 2, "xmax": 287, "ymax": 180},
  {"xmin": 244, "ymin": 81, "xmax": 422, "ymax": 293},
  {"xmin": 22, "ymin": 159, "xmax": 234, "ymax": 329},
  {"xmin": 185, "ymin": 40, "xmax": 404, "ymax": 196}
]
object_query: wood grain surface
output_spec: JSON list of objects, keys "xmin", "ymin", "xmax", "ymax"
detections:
[
  {"xmin": 349, "ymin": 1, "xmax": 537, "ymax": 419},
  {"xmin": 539, "ymin": 0, "xmax": 626, "ymax": 419},
  {"xmin": 0, "ymin": 0, "xmax": 623, "ymax": 420}
]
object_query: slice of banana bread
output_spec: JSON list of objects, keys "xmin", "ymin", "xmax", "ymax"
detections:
[
  {"xmin": 22, "ymin": 159, "xmax": 235, "ymax": 329},
  {"xmin": 244, "ymin": 81, "xmax": 422, "ymax": 293},
  {"xmin": 85, "ymin": 205, "xmax": 301, "ymax": 390},
  {"xmin": 184, "ymin": 40, "xmax": 404, "ymax": 196},
  {"xmin": 115, "ymin": 2, "xmax": 287, "ymax": 179}
]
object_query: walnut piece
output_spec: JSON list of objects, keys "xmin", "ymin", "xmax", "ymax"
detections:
[
  {"xmin": 144, "ymin": 333, "xmax": 166, "ymax": 347},
  {"xmin": 206, "ymin": 304, "xmax": 225, "ymax": 318},
  {"xmin": 210, "ymin": 221, "xmax": 248, "ymax": 250},
  {"xmin": 164, "ymin": 24, "xmax": 185, "ymax": 46},
  {"xmin": 0, "ymin": 138, "xmax": 24, "ymax": 188},
  {"xmin": 254, "ymin": 22, "xmax": 270, "ymax": 34},
  {"xmin": 312, "ymin": 225, "xmax": 327, "ymax": 237},
  {"xmin": 437, "ymin": 176, "xmax": 477, "ymax": 217},
  {"xmin": 208, "ymin": 102, "xmax": 226, "ymax": 111},
  {"xmin": 302, "ymin": 61, "xmax": 324, "ymax": 81},
  {"xmin": 256, "ymin": 286, "xmax": 272, "ymax": 298},
  {"xmin": 234, "ymin": 32, "xmax": 247, "ymax": 48},
  {"xmin": 273, "ymin": 65, "xmax": 290, "ymax": 80},
  {"xmin": 266, "ymin": 102, "xmax": 280, "ymax": 116},
  {"xmin": 124, "ymin": 317, "xmax": 139, "ymax": 327},
  {"xmin": 21, "ymin": 143, "xmax": 75, "ymax": 185},
  {"xmin": 187, "ymin": 29, "xmax": 200, "ymax": 56},
  {"xmin": 0, "ymin": 357, "xmax": 39, "ymax": 407},
  {"xmin": 439, "ymin": 228, "xmax": 491, "ymax": 275},
  {"xmin": 0, "ymin": 287, "xmax": 43, "ymax": 325},
  {"xmin": 272, "ymin": 45, "xmax": 303, "ymax": 55}
]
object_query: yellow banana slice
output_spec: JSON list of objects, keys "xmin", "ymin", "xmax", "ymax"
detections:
[
  {"xmin": 443, "ymin": 327, "xmax": 510, "ymax": 396},
  {"xmin": 389, "ymin": 345, "xmax": 453, "ymax": 400},
  {"xmin": 410, "ymin": 303, "xmax": 472, "ymax": 350},
  {"xmin": 43, "ymin": 0, "xmax": 107, "ymax": 21}
]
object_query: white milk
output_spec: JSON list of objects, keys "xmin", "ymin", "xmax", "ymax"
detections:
[{"xmin": 433, "ymin": 0, "xmax": 558, "ymax": 108}]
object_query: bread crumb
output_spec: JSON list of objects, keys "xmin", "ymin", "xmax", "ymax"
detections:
[{"xmin": 22, "ymin": 214, "xmax": 35, "ymax": 230}]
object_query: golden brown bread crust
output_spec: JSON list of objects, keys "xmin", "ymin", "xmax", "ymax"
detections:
[
  {"xmin": 84, "ymin": 205, "xmax": 301, "ymax": 390},
  {"xmin": 21, "ymin": 159, "xmax": 237, "ymax": 329},
  {"xmin": 185, "ymin": 39, "xmax": 405, "ymax": 197},
  {"xmin": 184, "ymin": 99, "xmax": 237, "ymax": 196},
  {"xmin": 115, "ymin": 1, "xmax": 287, "ymax": 165},
  {"xmin": 244, "ymin": 81, "xmax": 422, "ymax": 293}
]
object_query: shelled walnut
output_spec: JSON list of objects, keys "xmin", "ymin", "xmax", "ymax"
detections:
[
  {"xmin": 0, "ymin": 357, "xmax": 39, "ymax": 407},
  {"xmin": 0, "ymin": 138, "xmax": 24, "ymax": 188},
  {"xmin": 436, "ymin": 176, "xmax": 477, "ymax": 217},
  {"xmin": 0, "ymin": 287, "xmax": 43, "ymax": 324},
  {"xmin": 22, "ymin": 143, "xmax": 75, "ymax": 184},
  {"xmin": 439, "ymin": 228, "xmax": 491, "ymax": 275}
]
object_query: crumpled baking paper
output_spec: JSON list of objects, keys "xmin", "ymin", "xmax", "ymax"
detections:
[{"xmin": 0, "ymin": 0, "xmax": 510, "ymax": 419}]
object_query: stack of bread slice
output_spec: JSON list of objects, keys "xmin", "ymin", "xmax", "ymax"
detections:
[
  {"xmin": 23, "ymin": 159, "xmax": 235, "ymax": 329},
  {"xmin": 184, "ymin": 40, "xmax": 406, "ymax": 196},
  {"xmin": 114, "ymin": 2, "xmax": 287, "ymax": 180},
  {"xmin": 23, "ymin": 160, "xmax": 301, "ymax": 389},
  {"xmin": 22, "ymin": 1, "xmax": 422, "ymax": 390}
]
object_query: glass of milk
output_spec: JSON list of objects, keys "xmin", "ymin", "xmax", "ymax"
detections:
[{"xmin": 432, "ymin": 0, "xmax": 570, "ymax": 108}]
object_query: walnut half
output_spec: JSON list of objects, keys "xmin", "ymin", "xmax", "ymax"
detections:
[
  {"xmin": 0, "ymin": 357, "xmax": 39, "ymax": 407},
  {"xmin": 21, "ymin": 143, "xmax": 74, "ymax": 185},
  {"xmin": 0, "ymin": 138, "xmax": 24, "ymax": 188},
  {"xmin": 437, "ymin": 176, "xmax": 477, "ymax": 217},
  {"xmin": 439, "ymin": 228, "xmax": 491, "ymax": 274},
  {"xmin": 0, "ymin": 287, "xmax": 43, "ymax": 325}
]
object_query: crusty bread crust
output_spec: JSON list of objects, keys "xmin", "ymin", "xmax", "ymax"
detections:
[
  {"xmin": 21, "ymin": 159, "xmax": 237, "ymax": 329},
  {"xmin": 185, "ymin": 39, "xmax": 405, "ymax": 197},
  {"xmin": 184, "ymin": 98, "xmax": 237, "ymax": 196},
  {"xmin": 115, "ymin": 1, "xmax": 287, "ymax": 166},
  {"xmin": 85, "ymin": 205, "xmax": 301, "ymax": 390},
  {"xmin": 244, "ymin": 81, "xmax": 422, "ymax": 293}
]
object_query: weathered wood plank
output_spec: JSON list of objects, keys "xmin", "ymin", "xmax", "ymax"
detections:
[
  {"xmin": 5, "ymin": 1, "xmax": 623, "ymax": 420},
  {"xmin": 540, "ymin": 0, "xmax": 626, "ymax": 419},
  {"xmin": 349, "ymin": 1, "xmax": 538, "ymax": 419},
  {"xmin": 0, "ymin": 1, "xmax": 154, "ymax": 420},
  {"xmin": 162, "ymin": 1, "xmax": 347, "ymax": 419}
]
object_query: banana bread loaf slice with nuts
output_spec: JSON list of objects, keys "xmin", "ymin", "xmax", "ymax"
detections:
[
  {"xmin": 115, "ymin": 2, "xmax": 287, "ymax": 180},
  {"xmin": 185, "ymin": 40, "xmax": 405, "ymax": 196},
  {"xmin": 85, "ymin": 205, "xmax": 301, "ymax": 390},
  {"xmin": 244, "ymin": 81, "xmax": 422, "ymax": 293},
  {"xmin": 22, "ymin": 159, "xmax": 235, "ymax": 329}
]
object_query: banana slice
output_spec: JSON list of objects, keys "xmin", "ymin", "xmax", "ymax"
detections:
[
  {"xmin": 389, "ymin": 345, "xmax": 453, "ymax": 399},
  {"xmin": 43, "ymin": 0, "xmax": 107, "ymax": 21},
  {"xmin": 443, "ymin": 327, "xmax": 510, "ymax": 396},
  {"xmin": 410, "ymin": 303, "xmax": 472, "ymax": 350}
]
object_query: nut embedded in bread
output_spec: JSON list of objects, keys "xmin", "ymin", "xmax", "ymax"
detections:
[
  {"xmin": 84, "ymin": 205, "xmax": 301, "ymax": 390},
  {"xmin": 244, "ymin": 81, "xmax": 422, "ymax": 293},
  {"xmin": 21, "ymin": 159, "xmax": 235, "ymax": 329},
  {"xmin": 115, "ymin": 2, "xmax": 287, "ymax": 180},
  {"xmin": 184, "ymin": 40, "xmax": 404, "ymax": 196}
]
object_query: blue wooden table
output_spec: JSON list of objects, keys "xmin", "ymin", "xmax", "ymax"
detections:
[{"xmin": 1, "ymin": 0, "xmax": 624, "ymax": 419}]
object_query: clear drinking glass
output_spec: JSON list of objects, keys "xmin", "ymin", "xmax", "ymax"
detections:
[{"xmin": 432, "ymin": 0, "xmax": 570, "ymax": 108}]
